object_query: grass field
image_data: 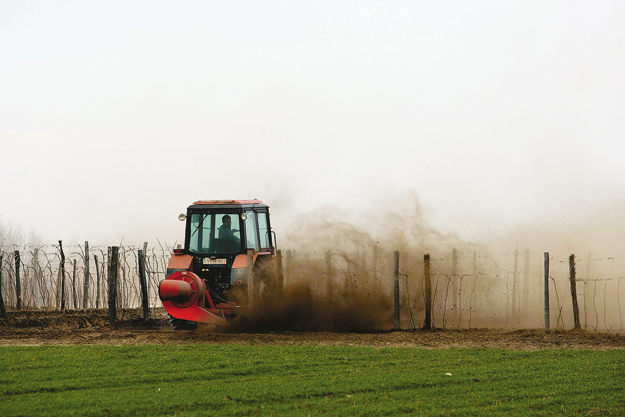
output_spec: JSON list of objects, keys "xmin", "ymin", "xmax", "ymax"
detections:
[{"xmin": 1, "ymin": 344, "xmax": 623, "ymax": 416}]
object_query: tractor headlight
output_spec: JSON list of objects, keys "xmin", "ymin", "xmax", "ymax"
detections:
[{"xmin": 178, "ymin": 213, "xmax": 187, "ymax": 221}]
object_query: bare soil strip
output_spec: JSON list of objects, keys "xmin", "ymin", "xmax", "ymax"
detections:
[{"xmin": 1, "ymin": 309, "xmax": 624, "ymax": 350}]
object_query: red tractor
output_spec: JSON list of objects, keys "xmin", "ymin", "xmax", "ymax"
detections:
[{"xmin": 158, "ymin": 200, "xmax": 283, "ymax": 329}]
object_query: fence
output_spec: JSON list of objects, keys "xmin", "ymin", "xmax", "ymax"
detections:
[
  {"xmin": 0, "ymin": 241, "xmax": 173, "ymax": 320},
  {"xmin": 1, "ymin": 242, "xmax": 624, "ymax": 332},
  {"xmin": 282, "ymin": 248, "xmax": 625, "ymax": 333}
]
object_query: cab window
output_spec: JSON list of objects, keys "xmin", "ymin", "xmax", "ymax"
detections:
[
  {"xmin": 188, "ymin": 213, "xmax": 242, "ymax": 253},
  {"xmin": 258, "ymin": 212, "xmax": 270, "ymax": 250},
  {"xmin": 245, "ymin": 210, "xmax": 260, "ymax": 251}
]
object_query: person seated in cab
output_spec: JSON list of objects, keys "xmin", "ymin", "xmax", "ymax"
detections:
[{"xmin": 217, "ymin": 215, "xmax": 241, "ymax": 252}]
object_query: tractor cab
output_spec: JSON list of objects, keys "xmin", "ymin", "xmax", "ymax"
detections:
[
  {"xmin": 160, "ymin": 199, "xmax": 281, "ymax": 329},
  {"xmin": 185, "ymin": 199, "xmax": 274, "ymax": 256}
]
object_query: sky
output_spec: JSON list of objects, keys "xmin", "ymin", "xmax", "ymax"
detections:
[{"xmin": 1, "ymin": 1, "xmax": 624, "ymax": 247}]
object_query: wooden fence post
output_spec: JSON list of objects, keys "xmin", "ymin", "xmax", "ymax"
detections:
[
  {"xmin": 584, "ymin": 252, "xmax": 592, "ymax": 330},
  {"xmin": 138, "ymin": 249, "xmax": 149, "ymax": 322},
  {"xmin": 72, "ymin": 259, "xmax": 77, "ymax": 309},
  {"xmin": 512, "ymin": 249, "xmax": 519, "ymax": 325},
  {"xmin": 108, "ymin": 246, "xmax": 119, "ymax": 323},
  {"xmin": 94, "ymin": 255, "xmax": 101, "ymax": 309},
  {"xmin": 394, "ymin": 250, "xmax": 400, "ymax": 330},
  {"xmin": 33, "ymin": 248, "xmax": 42, "ymax": 308},
  {"xmin": 569, "ymin": 254, "xmax": 581, "ymax": 330},
  {"xmin": 544, "ymin": 252, "xmax": 550, "ymax": 331},
  {"xmin": 423, "ymin": 254, "xmax": 432, "ymax": 330},
  {"xmin": 0, "ymin": 254, "xmax": 6, "ymax": 318},
  {"xmin": 451, "ymin": 248, "xmax": 458, "ymax": 323},
  {"xmin": 59, "ymin": 241, "xmax": 66, "ymax": 310},
  {"xmin": 14, "ymin": 250, "xmax": 21, "ymax": 310},
  {"xmin": 83, "ymin": 241, "xmax": 90, "ymax": 310}
]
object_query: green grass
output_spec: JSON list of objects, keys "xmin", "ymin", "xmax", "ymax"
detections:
[{"xmin": 0, "ymin": 345, "xmax": 623, "ymax": 416}]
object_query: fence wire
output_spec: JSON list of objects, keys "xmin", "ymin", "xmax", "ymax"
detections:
[
  {"xmin": 0, "ymin": 242, "xmax": 174, "ymax": 311},
  {"xmin": 2, "ymin": 243, "xmax": 624, "ymax": 333}
]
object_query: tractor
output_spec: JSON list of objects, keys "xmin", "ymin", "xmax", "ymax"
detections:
[{"xmin": 158, "ymin": 200, "xmax": 283, "ymax": 329}]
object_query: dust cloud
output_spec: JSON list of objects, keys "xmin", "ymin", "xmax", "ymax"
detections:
[
  {"xmin": 237, "ymin": 193, "xmax": 625, "ymax": 333},
  {"xmin": 237, "ymin": 191, "xmax": 504, "ymax": 332}
]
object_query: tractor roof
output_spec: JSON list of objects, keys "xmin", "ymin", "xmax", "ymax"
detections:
[
  {"xmin": 192, "ymin": 199, "xmax": 264, "ymax": 205},
  {"xmin": 188, "ymin": 199, "xmax": 268, "ymax": 211}
]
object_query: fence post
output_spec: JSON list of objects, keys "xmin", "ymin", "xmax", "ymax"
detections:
[
  {"xmin": 33, "ymin": 248, "xmax": 42, "ymax": 308},
  {"xmin": 83, "ymin": 241, "xmax": 90, "ymax": 310},
  {"xmin": 423, "ymin": 254, "xmax": 432, "ymax": 330},
  {"xmin": 94, "ymin": 254, "xmax": 101, "ymax": 309},
  {"xmin": 138, "ymin": 249, "xmax": 149, "ymax": 322},
  {"xmin": 584, "ymin": 252, "xmax": 592, "ymax": 330},
  {"xmin": 451, "ymin": 248, "xmax": 458, "ymax": 324},
  {"xmin": 569, "ymin": 254, "xmax": 581, "ymax": 330},
  {"xmin": 523, "ymin": 249, "xmax": 530, "ymax": 316},
  {"xmin": 143, "ymin": 242, "xmax": 149, "ymax": 296},
  {"xmin": 544, "ymin": 252, "xmax": 550, "ymax": 331},
  {"xmin": 59, "ymin": 241, "xmax": 66, "ymax": 310},
  {"xmin": 0, "ymin": 254, "xmax": 6, "ymax": 318},
  {"xmin": 14, "ymin": 250, "xmax": 21, "ymax": 310},
  {"xmin": 108, "ymin": 246, "xmax": 119, "ymax": 323},
  {"xmin": 512, "ymin": 249, "xmax": 519, "ymax": 325},
  {"xmin": 72, "ymin": 259, "xmax": 77, "ymax": 309},
  {"xmin": 394, "ymin": 250, "xmax": 400, "ymax": 330}
]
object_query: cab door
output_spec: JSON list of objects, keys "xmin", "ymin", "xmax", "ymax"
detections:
[{"xmin": 244, "ymin": 210, "xmax": 272, "ymax": 252}]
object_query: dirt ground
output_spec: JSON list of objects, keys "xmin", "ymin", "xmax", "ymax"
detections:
[{"xmin": 1, "ymin": 308, "xmax": 624, "ymax": 350}]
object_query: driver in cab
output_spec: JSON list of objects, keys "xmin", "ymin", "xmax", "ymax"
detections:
[{"xmin": 218, "ymin": 215, "xmax": 241, "ymax": 252}]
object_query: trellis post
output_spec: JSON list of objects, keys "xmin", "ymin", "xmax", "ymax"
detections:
[
  {"xmin": 108, "ymin": 246, "xmax": 119, "ymax": 323},
  {"xmin": 138, "ymin": 249, "xmax": 149, "ymax": 322},
  {"xmin": 14, "ymin": 250, "xmax": 21, "ymax": 310},
  {"xmin": 0, "ymin": 254, "xmax": 6, "ymax": 318},
  {"xmin": 544, "ymin": 252, "xmax": 550, "ymax": 331},
  {"xmin": 423, "ymin": 254, "xmax": 432, "ymax": 330},
  {"xmin": 94, "ymin": 255, "xmax": 101, "ymax": 309},
  {"xmin": 83, "ymin": 241, "xmax": 90, "ymax": 310},
  {"xmin": 59, "ymin": 241, "xmax": 66, "ymax": 310},
  {"xmin": 569, "ymin": 254, "xmax": 581, "ymax": 330},
  {"xmin": 394, "ymin": 250, "xmax": 400, "ymax": 330}
]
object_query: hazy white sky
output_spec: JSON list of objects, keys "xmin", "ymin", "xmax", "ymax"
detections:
[{"xmin": 1, "ymin": 1, "xmax": 624, "ymax": 245}]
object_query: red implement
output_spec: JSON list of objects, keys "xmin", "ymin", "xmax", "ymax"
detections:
[{"xmin": 159, "ymin": 271, "xmax": 230, "ymax": 326}]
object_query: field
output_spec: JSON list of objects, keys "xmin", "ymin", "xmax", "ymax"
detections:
[{"xmin": 1, "ymin": 309, "xmax": 625, "ymax": 416}]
